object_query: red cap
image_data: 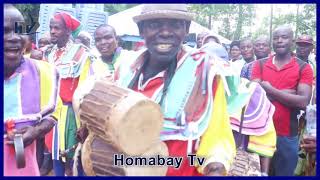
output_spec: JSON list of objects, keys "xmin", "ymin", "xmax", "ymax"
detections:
[
  {"xmin": 296, "ymin": 35, "xmax": 314, "ymax": 45},
  {"xmin": 54, "ymin": 12, "xmax": 81, "ymax": 31}
]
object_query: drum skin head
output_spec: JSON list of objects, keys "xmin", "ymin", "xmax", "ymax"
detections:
[
  {"xmin": 78, "ymin": 80, "xmax": 164, "ymax": 155},
  {"xmin": 82, "ymin": 135, "xmax": 168, "ymax": 176}
]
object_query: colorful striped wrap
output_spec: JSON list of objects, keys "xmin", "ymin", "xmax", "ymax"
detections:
[
  {"xmin": 227, "ymin": 75, "xmax": 276, "ymax": 157},
  {"xmin": 4, "ymin": 58, "xmax": 62, "ymax": 176},
  {"xmin": 48, "ymin": 43, "xmax": 93, "ymax": 162}
]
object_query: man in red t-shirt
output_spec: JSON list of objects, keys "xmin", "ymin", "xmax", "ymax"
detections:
[{"xmin": 251, "ymin": 26, "xmax": 313, "ymax": 176}]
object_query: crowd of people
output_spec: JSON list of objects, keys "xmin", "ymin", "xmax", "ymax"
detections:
[{"xmin": 4, "ymin": 4, "xmax": 316, "ymax": 176}]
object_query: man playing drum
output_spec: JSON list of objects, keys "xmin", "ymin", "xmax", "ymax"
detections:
[
  {"xmin": 76, "ymin": 4, "xmax": 276, "ymax": 176},
  {"xmin": 113, "ymin": 4, "xmax": 276, "ymax": 176}
]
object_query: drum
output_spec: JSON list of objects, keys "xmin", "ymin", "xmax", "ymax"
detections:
[
  {"xmin": 81, "ymin": 134, "xmax": 168, "ymax": 176},
  {"xmin": 228, "ymin": 149, "xmax": 261, "ymax": 176},
  {"xmin": 75, "ymin": 78, "xmax": 163, "ymax": 156},
  {"xmin": 73, "ymin": 77, "xmax": 167, "ymax": 176},
  {"xmin": 125, "ymin": 141, "xmax": 168, "ymax": 176}
]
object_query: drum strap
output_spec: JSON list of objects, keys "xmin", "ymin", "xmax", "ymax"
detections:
[{"xmin": 238, "ymin": 106, "xmax": 246, "ymax": 149}]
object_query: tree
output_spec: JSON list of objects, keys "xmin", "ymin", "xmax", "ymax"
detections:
[
  {"xmin": 189, "ymin": 4, "xmax": 255, "ymax": 41},
  {"xmin": 269, "ymin": 5, "xmax": 273, "ymax": 44},
  {"xmin": 212, "ymin": 4, "xmax": 238, "ymax": 40},
  {"xmin": 15, "ymin": 4, "xmax": 40, "ymax": 34},
  {"xmin": 104, "ymin": 4, "xmax": 138, "ymax": 15},
  {"xmin": 233, "ymin": 4, "xmax": 244, "ymax": 40},
  {"xmin": 253, "ymin": 4, "xmax": 316, "ymax": 40},
  {"xmin": 188, "ymin": 4, "xmax": 214, "ymax": 28},
  {"xmin": 297, "ymin": 4, "xmax": 316, "ymax": 38}
]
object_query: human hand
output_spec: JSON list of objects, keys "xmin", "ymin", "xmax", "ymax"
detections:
[
  {"xmin": 260, "ymin": 81, "xmax": 273, "ymax": 90},
  {"xmin": 203, "ymin": 162, "xmax": 226, "ymax": 176},
  {"xmin": 301, "ymin": 135, "xmax": 316, "ymax": 153},
  {"xmin": 15, "ymin": 126, "xmax": 38, "ymax": 147},
  {"xmin": 5, "ymin": 129, "xmax": 17, "ymax": 145},
  {"xmin": 76, "ymin": 125, "xmax": 89, "ymax": 144},
  {"xmin": 266, "ymin": 94, "xmax": 275, "ymax": 102}
]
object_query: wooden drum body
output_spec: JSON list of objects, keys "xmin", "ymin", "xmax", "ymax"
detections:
[{"xmin": 74, "ymin": 78, "xmax": 167, "ymax": 176}]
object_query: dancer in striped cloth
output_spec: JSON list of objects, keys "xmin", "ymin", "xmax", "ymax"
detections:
[{"xmin": 4, "ymin": 5, "xmax": 62, "ymax": 176}]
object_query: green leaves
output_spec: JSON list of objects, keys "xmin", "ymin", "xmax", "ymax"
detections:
[
  {"xmin": 189, "ymin": 4, "xmax": 256, "ymax": 41},
  {"xmin": 104, "ymin": 4, "xmax": 138, "ymax": 16}
]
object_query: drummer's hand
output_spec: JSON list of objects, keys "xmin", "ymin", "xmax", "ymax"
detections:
[
  {"xmin": 203, "ymin": 162, "xmax": 226, "ymax": 176},
  {"xmin": 76, "ymin": 125, "xmax": 89, "ymax": 144},
  {"xmin": 301, "ymin": 135, "xmax": 316, "ymax": 153},
  {"xmin": 15, "ymin": 126, "xmax": 38, "ymax": 147},
  {"xmin": 5, "ymin": 129, "xmax": 17, "ymax": 144}
]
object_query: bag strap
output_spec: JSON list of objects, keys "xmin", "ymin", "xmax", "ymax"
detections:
[
  {"xmin": 258, "ymin": 57, "xmax": 268, "ymax": 81},
  {"xmin": 295, "ymin": 57, "xmax": 307, "ymax": 79},
  {"xmin": 238, "ymin": 106, "xmax": 246, "ymax": 149},
  {"xmin": 239, "ymin": 106, "xmax": 246, "ymax": 134}
]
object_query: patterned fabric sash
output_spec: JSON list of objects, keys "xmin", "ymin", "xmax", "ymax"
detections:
[
  {"xmin": 117, "ymin": 50, "xmax": 216, "ymax": 142},
  {"xmin": 48, "ymin": 43, "xmax": 89, "ymax": 78},
  {"xmin": 159, "ymin": 54, "xmax": 215, "ymax": 142}
]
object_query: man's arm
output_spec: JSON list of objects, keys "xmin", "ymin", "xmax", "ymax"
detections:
[
  {"xmin": 258, "ymin": 64, "xmax": 313, "ymax": 109},
  {"xmin": 301, "ymin": 136, "xmax": 316, "ymax": 153},
  {"xmin": 33, "ymin": 117, "xmax": 56, "ymax": 138},
  {"xmin": 260, "ymin": 81, "xmax": 312, "ymax": 109},
  {"xmin": 10, "ymin": 116, "xmax": 56, "ymax": 147},
  {"xmin": 10, "ymin": 84, "xmax": 62, "ymax": 147}
]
